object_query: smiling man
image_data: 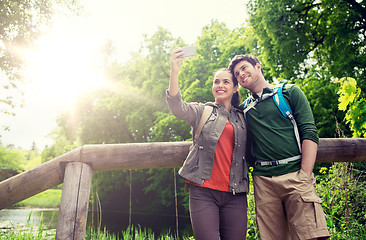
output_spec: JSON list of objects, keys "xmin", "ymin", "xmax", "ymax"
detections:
[{"xmin": 228, "ymin": 55, "xmax": 330, "ymax": 240}]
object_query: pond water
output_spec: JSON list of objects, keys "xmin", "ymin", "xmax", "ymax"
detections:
[
  {"xmin": 0, "ymin": 208, "xmax": 59, "ymax": 229},
  {"xmin": 0, "ymin": 208, "xmax": 192, "ymax": 237}
]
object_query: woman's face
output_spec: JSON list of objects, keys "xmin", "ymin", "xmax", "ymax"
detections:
[{"xmin": 212, "ymin": 70, "xmax": 238, "ymax": 105}]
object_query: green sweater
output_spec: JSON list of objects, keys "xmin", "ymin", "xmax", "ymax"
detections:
[{"xmin": 241, "ymin": 83, "xmax": 319, "ymax": 176}]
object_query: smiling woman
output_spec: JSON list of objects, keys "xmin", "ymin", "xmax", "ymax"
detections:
[{"xmin": 22, "ymin": 29, "xmax": 106, "ymax": 111}]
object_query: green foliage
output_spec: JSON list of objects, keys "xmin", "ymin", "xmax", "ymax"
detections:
[
  {"xmin": 150, "ymin": 113, "xmax": 191, "ymax": 142},
  {"xmin": 337, "ymin": 77, "xmax": 366, "ymax": 137},
  {"xmin": 76, "ymin": 91, "xmax": 136, "ymax": 144},
  {"xmin": 293, "ymin": 76, "xmax": 351, "ymax": 138},
  {"xmin": 338, "ymin": 78, "xmax": 361, "ymax": 111},
  {"xmin": 0, "ymin": 145, "xmax": 52, "ymax": 182},
  {"xmin": 0, "ymin": 224, "xmax": 194, "ymax": 240},
  {"xmin": 0, "ymin": 146, "xmax": 25, "ymax": 181},
  {"xmin": 91, "ymin": 170, "xmax": 129, "ymax": 204},
  {"xmin": 0, "ymin": 146, "xmax": 24, "ymax": 170},
  {"xmin": 316, "ymin": 163, "xmax": 366, "ymax": 239},
  {"xmin": 140, "ymin": 27, "xmax": 182, "ymax": 101},
  {"xmin": 41, "ymin": 127, "xmax": 77, "ymax": 163},
  {"xmin": 179, "ymin": 20, "xmax": 241, "ymax": 103},
  {"xmin": 248, "ymin": 0, "xmax": 366, "ymax": 90},
  {"xmin": 246, "ymin": 173, "xmax": 260, "ymax": 240},
  {"xmin": 126, "ymin": 106, "xmax": 155, "ymax": 143}
]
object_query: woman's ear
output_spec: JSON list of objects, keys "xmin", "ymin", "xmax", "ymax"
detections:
[{"xmin": 233, "ymin": 85, "xmax": 239, "ymax": 93}]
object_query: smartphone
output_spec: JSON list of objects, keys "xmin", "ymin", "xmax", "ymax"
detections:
[{"xmin": 180, "ymin": 46, "xmax": 196, "ymax": 58}]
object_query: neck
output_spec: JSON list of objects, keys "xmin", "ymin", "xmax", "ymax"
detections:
[
  {"xmin": 225, "ymin": 104, "xmax": 232, "ymax": 112},
  {"xmin": 215, "ymin": 100, "xmax": 232, "ymax": 112},
  {"xmin": 250, "ymin": 78, "xmax": 272, "ymax": 94}
]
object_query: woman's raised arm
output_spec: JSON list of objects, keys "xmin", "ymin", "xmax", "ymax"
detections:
[{"xmin": 169, "ymin": 48, "xmax": 184, "ymax": 97}]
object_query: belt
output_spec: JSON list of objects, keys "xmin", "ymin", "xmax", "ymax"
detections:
[{"xmin": 255, "ymin": 155, "xmax": 302, "ymax": 166}]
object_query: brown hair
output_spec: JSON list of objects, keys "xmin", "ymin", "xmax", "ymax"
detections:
[{"xmin": 228, "ymin": 55, "xmax": 264, "ymax": 77}]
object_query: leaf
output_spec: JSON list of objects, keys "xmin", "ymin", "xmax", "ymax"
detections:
[{"xmin": 337, "ymin": 77, "xmax": 360, "ymax": 111}]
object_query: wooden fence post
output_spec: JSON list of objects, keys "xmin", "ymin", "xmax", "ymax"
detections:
[{"xmin": 56, "ymin": 162, "xmax": 93, "ymax": 240}]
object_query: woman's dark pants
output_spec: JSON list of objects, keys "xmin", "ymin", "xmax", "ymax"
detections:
[{"xmin": 189, "ymin": 184, "xmax": 247, "ymax": 240}]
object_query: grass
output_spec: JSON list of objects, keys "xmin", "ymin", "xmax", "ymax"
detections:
[
  {"xmin": 0, "ymin": 212, "xmax": 56, "ymax": 240},
  {"xmin": 0, "ymin": 222, "xmax": 193, "ymax": 240},
  {"xmin": 21, "ymin": 155, "xmax": 43, "ymax": 171},
  {"xmin": 14, "ymin": 189, "xmax": 62, "ymax": 208}
]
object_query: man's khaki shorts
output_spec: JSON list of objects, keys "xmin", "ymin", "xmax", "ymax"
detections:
[{"xmin": 253, "ymin": 169, "xmax": 330, "ymax": 240}]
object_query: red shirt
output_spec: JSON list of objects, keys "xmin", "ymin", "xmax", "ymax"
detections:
[{"xmin": 187, "ymin": 121, "xmax": 234, "ymax": 192}]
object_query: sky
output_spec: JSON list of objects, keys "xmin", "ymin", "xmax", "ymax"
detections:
[{"xmin": 0, "ymin": 0, "xmax": 249, "ymax": 150}]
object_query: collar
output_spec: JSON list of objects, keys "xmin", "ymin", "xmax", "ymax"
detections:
[
  {"xmin": 252, "ymin": 87, "xmax": 273, "ymax": 99},
  {"xmin": 210, "ymin": 102, "xmax": 239, "ymax": 114}
]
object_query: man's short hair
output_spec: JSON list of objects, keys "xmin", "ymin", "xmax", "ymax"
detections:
[{"xmin": 228, "ymin": 55, "xmax": 264, "ymax": 76}]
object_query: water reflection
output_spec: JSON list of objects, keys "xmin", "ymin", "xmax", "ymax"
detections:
[{"xmin": 0, "ymin": 208, "xmax": 59, "ymax": 229}]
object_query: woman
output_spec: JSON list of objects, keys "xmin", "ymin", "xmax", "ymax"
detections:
[{"xmin": 167, "ymin": 47, "xmax": 249, "ymax": 240}]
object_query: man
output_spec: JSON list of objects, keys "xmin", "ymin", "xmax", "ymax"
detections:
[{"xmin": 228, "ymin": 55, "xmax": 330, "ymax": 240}]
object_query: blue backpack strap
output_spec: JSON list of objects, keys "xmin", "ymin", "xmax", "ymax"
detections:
[
  {"xmin": 272, "ymin": 82, "xmax": 302, "ymax": 153},
  {"xmin": 242, "ymin": 90, "xmax": 277, "ymax": 125},
  {"xmin": 243, "ymin": 97, "xmax": 252, "ymax": 108},
  {"xmin": 272, "ymin": 82, "xmax": 292, "ymax": 118}
]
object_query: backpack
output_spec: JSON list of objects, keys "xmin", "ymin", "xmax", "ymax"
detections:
[
  {"xmin": 189, "ymin": 105, "xmax": 213, "ymax": 151},
  {"xmin": 242, "ymin": 82, "xmax": 302, "ymax": 165}
]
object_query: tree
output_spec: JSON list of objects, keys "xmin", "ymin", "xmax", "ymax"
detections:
[
  {"xmin": 0, "ymin": 145, "xmax": 26, "ymax": 181},
  {"xmin": 293, "ymin": 74, "xmax": 351, "ymax": 138},
  {"xmin": 245, "ymin": 0, "xmax": 363, "ymax": 138},
  {"xmin": 248, "ymin": 0, "xmax": 366, "ymax": 91}
]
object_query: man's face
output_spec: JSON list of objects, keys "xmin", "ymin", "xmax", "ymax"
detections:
[{"xmin": 233, "ymin": 60, "xmax": 261, "ymax": 90}]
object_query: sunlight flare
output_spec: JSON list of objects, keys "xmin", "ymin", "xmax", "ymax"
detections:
[{"xmin": 21, "ymin": 24, "xmax": 106, "ymax": 111}]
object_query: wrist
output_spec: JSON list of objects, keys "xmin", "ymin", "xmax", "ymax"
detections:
[{"xmin": 301, "ymin": 168, "xmax": 313, "ymax": 176}]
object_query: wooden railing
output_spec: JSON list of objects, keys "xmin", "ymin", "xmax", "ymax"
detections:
[{"xmin": 1, "ymin": 138, "xmax": 366, "ymax": 239}]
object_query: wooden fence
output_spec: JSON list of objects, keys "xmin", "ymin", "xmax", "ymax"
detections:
[{"xmin": 1, "ymin": 138, "xmax": 366, "ymax": 239}]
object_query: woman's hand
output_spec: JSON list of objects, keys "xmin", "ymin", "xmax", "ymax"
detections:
[
  {"xmin": 170, "ymin": 48, "xmax": 184, "ymax": 74},
  {"xmin": 169, "ymin": 48, "xmax": 185, "ymax": 97}
]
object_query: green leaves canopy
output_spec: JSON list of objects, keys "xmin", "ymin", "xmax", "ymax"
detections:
[{"xmin": 249, "ymin": 0, "xmax": 366, "ymax": 90}]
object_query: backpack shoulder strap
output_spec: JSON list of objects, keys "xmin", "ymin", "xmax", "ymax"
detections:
[
  {"xmin": 272, "ymin": 82, "xmax": 292, "ymax": 118},
  {"xmin": 237, "ymin": 110, "xmax": 245, "ymax": 126},
  {"xmin": 243, "ymin": 96, "xmax": 254, "ymax": 114},
  {"xmin": 241, "ymin": 97, "xmax": 252, "ymax": 125},
  {"xmin": 272, "ymin": 82, "xmax": 302, "ymax": 153},
  {"xmin": 194, "ymin": 105, "xmax": 213, "ymax": 141},
  {"xmin": 242, "ymin": 89, "xmax": 276, "ymax": 124}
]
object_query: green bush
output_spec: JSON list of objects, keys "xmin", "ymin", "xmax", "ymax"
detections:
[{"xmin": 316, "ymin": 162, "xmax": 366, "ymax": 240}]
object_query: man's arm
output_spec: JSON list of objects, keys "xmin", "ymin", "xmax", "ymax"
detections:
[{"xmin": 301, "ymin": 139, "xmax": 318, "ymax": 176}]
